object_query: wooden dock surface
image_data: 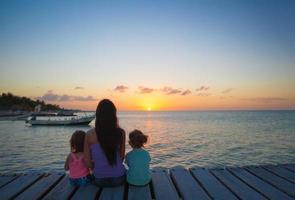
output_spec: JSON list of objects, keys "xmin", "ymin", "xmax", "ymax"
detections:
[{"xmin": 0, "ymin": 164, "xmax": 294, "ymax": 200}]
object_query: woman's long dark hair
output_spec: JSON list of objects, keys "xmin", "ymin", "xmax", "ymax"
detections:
[{"xmin": 95, "ymin": 99, "xmax": 123, "ymax": 166}]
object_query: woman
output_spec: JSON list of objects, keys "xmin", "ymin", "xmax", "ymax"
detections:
[{"xmin": 84, "ymin": 99, "xmax": 126, "ymax": 187}]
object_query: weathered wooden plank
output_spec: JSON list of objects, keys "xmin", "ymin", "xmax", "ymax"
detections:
[
  {"xmin": 211, "ymin": 168, "xmax": 266, "ymax": 200},
  {"xmin": 15, "ymin": 174, "xmax": 62, "ymax": 200},
  {"xmin": 190, "ymin": 168, "xmax": 238, "ymax": 200},
  {"xmin": 43, "ymin": 175, "xmax": 76, "ymax": 200},
  {"xmin": 229, "ymin": 167, "xmax": 293, "ymax": 200},
  {"xmin": 0, "ymin": 174, "xmax": 42, "ymax": 200},
  {"xmin": 71, "ymin": 184, "xmax": 99, "ymax": 200},
  {"xmin": 282, "ymin": 164, "xmax": 295, "ymax": 173},
  {"xmin": 246, "ymin": 166, "xmax": 295, "ymax": 198},
  {"xmin": 151, "ymin": 168, "xmax": 179, "ymax": 200},
  {"xmin": 99, "ymin": 185, "xmax": 124, "ymax": 200},
  {"xmin": 170, "ymin": 166, "xmax": 210, "ymax": 200},
  {"xmin": 264, "ymin": 165, "xmax": 295, "ymax": 183},
  {"xmin": 0, "ymin": 175, "xmax": 18, "ymax": 188},
  {"xmin": 128, "ymin": 185, "xmax": 151, "ymax": 200}
]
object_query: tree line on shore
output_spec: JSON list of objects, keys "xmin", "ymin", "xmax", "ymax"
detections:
[{"xmin": 0, "ymin": 93, "xmax": 60, "ymax": 111}]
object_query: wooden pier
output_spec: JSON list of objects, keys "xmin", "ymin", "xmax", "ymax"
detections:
[{"xmin": 0, "ymin": 164, "xmax": 294, "ymax": 200}]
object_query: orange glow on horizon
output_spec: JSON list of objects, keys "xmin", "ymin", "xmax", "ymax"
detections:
[
  {"xmin": 2, "ymin": 87, "xmax": 294, "ymax": 111},
  {"xmin": 55, "ymin": 94, "xmax": 295, "ymax": 111}
]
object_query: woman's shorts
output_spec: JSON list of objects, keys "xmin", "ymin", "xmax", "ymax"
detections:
[{"xmin": 93, "ymin": 174, "xmax": 126, "ymax": 187}]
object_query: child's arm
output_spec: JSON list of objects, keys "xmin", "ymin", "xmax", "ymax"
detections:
[
  {"xmin": 64, "ymin": 154, "xmax": 71, "ymax": 171},
  {"xmin": 84, "ymin": 133, "xmax": 93, "ymax": 169},
  {"xmin": 125, "ymin": 153, "xmax": 129, "ymax": 166},
  {"xmin": 147, "ymin": 151, "xmax": 151, "ymax": 162}
]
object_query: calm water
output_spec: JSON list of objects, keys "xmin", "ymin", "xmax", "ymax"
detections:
[{"xmin": 0, "ymin": 111, "xmax": 294, "ymax": 173}]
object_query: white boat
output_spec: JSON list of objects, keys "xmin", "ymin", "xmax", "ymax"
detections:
[
  {"xmin": 26, "ymin": 115, "xmax": 95, "ymax": 126},
  {"xmin": 0, "ymin": 113, "xmax": 32, "ymax": 121}
]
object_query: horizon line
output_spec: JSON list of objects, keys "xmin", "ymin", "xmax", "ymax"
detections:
[{"xmin": 80, "ymin": 109, "xmax": 295, "ymax": 112}]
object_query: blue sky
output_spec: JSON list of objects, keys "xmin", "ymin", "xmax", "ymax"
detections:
[{"xmin": 0, "ymin": 0, "xmax": 294, "ymax": 110}]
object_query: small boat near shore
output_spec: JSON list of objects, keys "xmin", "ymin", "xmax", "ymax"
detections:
[
  {"xmin": 25, "ymin": 114, "xmax": 95, "ymax": 126},
  {"xmin": 0, "ymin": 113, "xmax": 32, "ymax": 121}
]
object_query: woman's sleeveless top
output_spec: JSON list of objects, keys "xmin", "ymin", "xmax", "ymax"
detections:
[{"xmin": 91, "ymin": 143, "xmax": 125, "ymax": 178}]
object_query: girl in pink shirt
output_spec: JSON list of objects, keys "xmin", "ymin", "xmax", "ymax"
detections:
[{"xmin": 65, "ymin": 130, "xmax": 91, "ymax": 186}]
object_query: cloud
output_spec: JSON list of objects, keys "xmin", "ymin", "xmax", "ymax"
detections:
[
  {"xmin": 73, "ymin": 96, "xmax": 97, "ymax": 101},
  {"xmin": 241, "ymin": 97, "xmax": 287, "ymax": 103},
  {"xmin": 60, "ymin": 95, "xmax": 70, "ymax": 101},
  {"xmin": 161, "ymin": 87, "xmax": 182, "ymax": 95},
  {"xmin": 167, "ymin": 89, "xmax": 182, "ymax": 95},
  {"xmin": 196, "ymin": 93, "xmax": 211, "ymax": 97},
  {"xmin": 136, "ymin": 86, "xmax": 191, "ymax": 96},
  {"xmin": 39, "ymin": 90, "xmax": 59, "ymax": 101},
  {"xmin": 114, "ymin": 85, "xmax": 128, "ymax": 93},
  {"xmin": 138, "ymin": 86, "xmax": 155, "ymax": 94},
  {"xmin": 222, "ymin": 88, "xmax": 234, "ymax": 94},
  {"xmin": 74, "ymin": 86, "xmax": 84, "ymax": 90},
  {"xmin": 196, "ymin": 86, "xmax": 210, "ymax": 92},
  {"xmin": 181, "ymin": 90, "xmax": 191, "ymax": 96},
  {"xmin": 219, "ymin": 96, "xmax": 233, "ymax": 99},
  {"xmin": 38, "ymin": 91, "xmax": 97, "ymax": 102}
]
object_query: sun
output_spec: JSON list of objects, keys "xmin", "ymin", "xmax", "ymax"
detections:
[{"xmin": 147, "ymin": 107, "xmax": 152, "ymax": 111}]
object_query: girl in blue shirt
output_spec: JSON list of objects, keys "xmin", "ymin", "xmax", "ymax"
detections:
[{"xmin": 125, "ymin": 129, "xmax": 151, "ymax": 186}]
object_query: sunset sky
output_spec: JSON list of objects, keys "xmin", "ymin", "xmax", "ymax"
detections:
[{"xmin": 1, "ymin": 0, "xmax": 294, "ymax": 111}]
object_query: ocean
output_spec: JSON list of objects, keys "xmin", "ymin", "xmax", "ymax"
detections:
[{"xmin": 0, "ymin": 111, "xmax": 294, "ymax": 174}]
